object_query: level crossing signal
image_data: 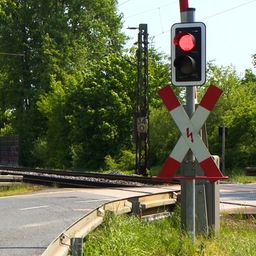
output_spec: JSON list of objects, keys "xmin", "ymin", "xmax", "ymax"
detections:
[{"xmin": 171, "ymin": 22, "xmax": 206, "ymax": 86}]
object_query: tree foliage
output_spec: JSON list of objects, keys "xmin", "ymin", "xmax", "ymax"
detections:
[
  {"xmin": 195, "ymin": 61, "xmax": 256, "ymax": 169},
  {"xmin": 151, "ymin": 59, "xmax": 256, "ymax": 171},
  {"xmin": 0, "ymin": 0, "xmax": 256, "ymax": 172},
  {"xmin": 0, "ymin": 0, "xmax": 130, "ymax": 169}
]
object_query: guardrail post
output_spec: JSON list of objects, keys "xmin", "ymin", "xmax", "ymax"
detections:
[
  {"xmin": 71, "ymin": 237, "xmax": 83, "ymax": 256},
  {"xmin": 131, "ymin": 201, "xmax": 141, "ymax": 215}
]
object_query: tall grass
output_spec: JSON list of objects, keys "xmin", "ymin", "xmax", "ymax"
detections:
[
  {"xmin": 84, "ymin": 209, "xmax": 196, "ymax": 256},
  {"xmin": 198, "ymin": 215, "xmax": 256, "ymax": 256},
  {"xmin": 83, "ymin": 207, "xmax": 256, "ymax": 256},
  {"xmin": 0, "ymin": 184, "xmax": 40, "ymax": 197},
  {"xmin": 227, "ymin": 168, "xmax": 256, "ymax": 183}
]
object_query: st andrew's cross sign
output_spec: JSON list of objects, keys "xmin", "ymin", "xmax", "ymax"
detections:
[{"xmin": 155, "ymin": 84, "xmax": 225, "ymax": 183}]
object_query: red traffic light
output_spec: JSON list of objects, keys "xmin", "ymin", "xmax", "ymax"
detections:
[
  {"xmin": 171, "ymin": 22, "xmax": 206, "ymax": 86},
  {"xmin": 174, "ymin": 33, "xmax": 195, "ymax": 52}
]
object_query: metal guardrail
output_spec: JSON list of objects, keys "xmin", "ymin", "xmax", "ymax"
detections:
[
  {"xmin": 245, "ymin": 167, "xmax": 256, "ymax": 176},
  {"xmin": 42, "ymin": 191, "xmax": 177, "ymax": 256},
  {"xmin": 0, "ymin": 174, "xmax": 23, "ymax": 186}
]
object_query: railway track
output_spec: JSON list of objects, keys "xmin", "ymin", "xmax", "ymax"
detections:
[{"xmin": 0, "ymin": 166, "xmax": 167, "ymax": 188}]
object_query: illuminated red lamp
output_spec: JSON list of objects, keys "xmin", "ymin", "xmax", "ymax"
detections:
[
  {"xmin": 174, "ymin": 33, "xmax": 195, "ymax": 52},
  {"xmin": 171, "ymin": 22, "xmax": 206, "ymax": 86}
]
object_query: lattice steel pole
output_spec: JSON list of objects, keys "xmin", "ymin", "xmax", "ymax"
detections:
[{"xmin": 135, "ymin": 24, "xmax": 150, "ymax": 176}]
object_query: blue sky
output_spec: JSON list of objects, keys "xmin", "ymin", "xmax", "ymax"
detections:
[{"xmin": 117, "ymin": 0, "xmax": 256, "ymax": 75}]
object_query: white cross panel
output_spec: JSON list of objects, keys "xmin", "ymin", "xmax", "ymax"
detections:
[{"xmin": 156, "ymin": 84, "xmax": 224, "ymax": 183}]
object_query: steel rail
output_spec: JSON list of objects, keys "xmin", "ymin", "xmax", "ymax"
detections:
[
  {"xmin": 22, "ymin": 173, "xmax": 141, "ymax": 188},
  {"xmin": 0, "ymin": 166, "xmax": 169, "ymax": 187}
]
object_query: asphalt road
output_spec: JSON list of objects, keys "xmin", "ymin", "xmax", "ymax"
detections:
[
  {"xmin": 0, "ymin": 188, "xmax": 118, "ymax": 256},
  {"xmin": 0, "ymin": 183, "xmax": 255, "ymax": 256},
  {"xmin": 220, "ymin": 183, "xmax": 256, "ymax": 213},
  {"xmin": 0, "ymin": 186, "xmax": 178, "ymax": 256}
]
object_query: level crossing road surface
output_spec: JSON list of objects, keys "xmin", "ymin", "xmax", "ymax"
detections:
[
  {"xmin": 0, "ymin": 185, "xmax": 178, "ymax": 256},
  {"xmin": 220, "ymin": 183, "xmax": 256, "ymax": 214},
  {"xmin": 0, "ymin": 183, "xmax": 255, "ymax": 256}
]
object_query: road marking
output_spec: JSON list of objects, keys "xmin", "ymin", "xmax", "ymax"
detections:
[
  {"xmin": 19, "ymin": 205, "xmax": 49, "ymax": 211},
  {"xmin": 77, "ymin": 199, "xmax": 113, "ymax": 203},
  {"xmin": 73, "ymin": 208, "xmax": 94, "ymax": 211}
]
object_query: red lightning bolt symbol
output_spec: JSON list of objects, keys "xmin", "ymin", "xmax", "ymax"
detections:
[{"xmin": 186, "ymin": 128, "xmax": 194, "ymax": 143}]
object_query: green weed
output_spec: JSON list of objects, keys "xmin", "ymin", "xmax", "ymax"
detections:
[
  {"xmin": 83, "ymin": 208, "xmax": 256, "ymax": 256},
  {"xmin": 0, "ymin": 183, "xmax": 40, "ymax": 197}
]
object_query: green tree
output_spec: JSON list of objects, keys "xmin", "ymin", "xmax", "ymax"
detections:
[
  {"xmin": 36, "ymin": 0, "xmax": 129, "ymax": 169},
  {"xmin": 0, "ymin": 0, "xmax": 127, "ymax": 168},
  {"xmin": 148, "ymin": 49, "xmax": 183, "ymax": 166},
  {"xmin": 199, "ymin": 61, "xmax": 256, "ymax": 169},
  {"xmin": 150, "ymin": 59, "xmax": 256, "ymax": 170},
  {"xmin": 65, "ymin": 53, "xmax": 135, "ymax": 169}
]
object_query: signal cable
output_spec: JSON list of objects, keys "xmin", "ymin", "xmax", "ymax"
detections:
[
  {"xmin": 78, "ymin": 26, "xmax": 136, "ymax": 66},
  {"xmin": 117, "ymin": 0, "xmax": 131, "ymax": 7},
  {"xmin": 151, "ymin": 0, "xmax": 256, "ymax": 40},
  {"xmin": 158, "ymin": 7, "xmax": 164, "ymax": 34},
  {"xmin": 201, "ymin": 0, "xmax": 256, "ymax": 20},
  {"xmin": 125, "ymin": 1, "xmax": 178, "ymax": 19}
]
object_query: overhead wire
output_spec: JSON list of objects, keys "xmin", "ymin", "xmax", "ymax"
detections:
[
  {"xmin": 141, "ymin": 0, "xmax": 256, "ymax": 42},
  {"xmin": 158, "ymin": 7, "xmax": 164, "ymax": 34},
  {"xmin": 4, "ymin": 1, "xmax": 255, "ymax": 64},
  {"xmin": 121, "ymin": 0, "xmax": 256, "ymax": 22},
  {"xmin": 117, "ymin": 0, "xmax": 131, "ymax": 8},
  {"xmin": 78, "ymin": 26, "xmax": 136, "ymax": 66},
  {"xmin": 200, "ymin": 0, "xmax": 256, "ymax": 20},
  {"xmin": 0, "ymin": 2, "xmax": 137, "ymax": 65},
  {"xmin": 125, "ymin": 1, "xmax": 177, "ymax": 19}
]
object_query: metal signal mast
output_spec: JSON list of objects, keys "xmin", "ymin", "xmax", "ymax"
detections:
[{"xmin": 135, "ymin": 24, "xmax": 150, "ymax": 176}]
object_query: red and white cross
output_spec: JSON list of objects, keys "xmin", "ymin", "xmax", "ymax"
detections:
[{"xmin": 155, "ymin": 84, "xmax": 224, "ymax": 183}]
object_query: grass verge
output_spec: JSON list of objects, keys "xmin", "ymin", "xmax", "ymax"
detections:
[
  {"xmin": 0, "ymin": 183, "xmax": 41, "ymax": 197},
  {"xmin": 227, "ymin": 168, "xmax": 256, "ymax": 183},
  {"xmin": 83, "ymin": 207, "xmax": 256, "ymax": 256}
]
